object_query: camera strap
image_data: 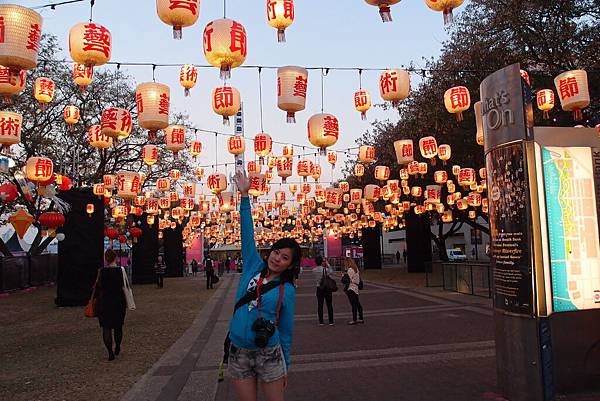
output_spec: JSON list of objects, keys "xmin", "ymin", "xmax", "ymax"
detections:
[
  {"xmin": 256, "ymin": 277, "xmax": 285, "ymax": 325},
  {"xmin": 233, "ymin": 280, "xmax": 280, "ymax": 313}
]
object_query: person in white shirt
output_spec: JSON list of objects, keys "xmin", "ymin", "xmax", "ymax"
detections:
[
  {"xmin": 343, "ymin": 257, "xmax": 364, "ymax": 325},
  {"xmin": 314, "ymin": 256, "xmax": 334, "ymax": 325}
]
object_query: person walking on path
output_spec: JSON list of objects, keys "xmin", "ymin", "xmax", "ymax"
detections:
[
  {"xmin": 226, "ymin": 256, "xmax": 232, "ymax": 274},
  {"xmin": 343, "ymin": 257, "xmax": 364, "ymax": 325},
  {"xmin": 154, "ymin": 255, "xmax": 166, "ymax": 288},
  {"xmin": 315, "ymin": 256, "xmax": 334, "ymax": 326},
  {"xmin": 227, "ymin": 170, "xmax": 300, "ymax": 401},
  {"xmin": 403, "ymin": 249, "xmax": 407, "ymax": 264},
  {"xmin": 205, "ymin": 257, "xmax": 214, "ymax": 289},
  {"xmin": 96, "ymin": 249, "xmax": 127, "ymax": 361},
  {"xmin": 395, "ymin": 250, "xmax": 401, "ymax": 265},
  {"xmin": 191, "ymin": 259, "xmax": 199, "ymax": 277}
]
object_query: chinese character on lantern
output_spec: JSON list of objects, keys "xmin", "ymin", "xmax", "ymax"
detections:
[
  {"xmin": 179, "ymin": 64, "xmax": 198, "ymax": 96},
  {"xmin": 444, "ymin": 86, "xmax": 471, "ymax": 122},
  {"xmin": 82, "ymin": 23, "xmax": 111, "ymax": 59},
  {"xmin": 266, "ymin": 0, "xmax": 295, "ymax": 42}
]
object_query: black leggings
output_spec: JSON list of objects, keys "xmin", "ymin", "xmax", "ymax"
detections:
[
  {"xmin": 346, "ymin": 290, "xmax": 363, "ymax": 322},
  {"xmin": 316, "ymin": 287, "xmax": 334, "ymax": 324},
  {"xmin": 102, "ymin": 326, "xmax": 123, "ymax": 354}
]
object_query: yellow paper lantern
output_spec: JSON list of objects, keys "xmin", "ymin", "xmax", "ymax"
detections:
[
  {"xmin": 379, "ymin": 69, "xmax": 410, "ymax": 106},
  {"xmin": 419, "ymin": 136, "xmax": 438, "ymax": 164},
  {"xmin": 69, "ymin": 22, "xmax": 112, "ymax": 67},
  {"xmin": 211, "ymin": 85, "xmax": 240, "ymax": 125},
  {"xmin": 33, "ymin": 77, "xmax": 54, "ymax": 109},
  {"xmin": 297, "ymin": 159, "xmax": 312, "ymax": 182},
  {"xmin": 438, "ymin": 144, "xmax": 451, "ymax": 164},
  {"xmin": 136, "ymin": 82, "xmax": 170, "ymax": 141},
  {"xmin": 63, "ymin": 105, "xmax": 80, "ymax": 129},
  {"xmin": 88, "ymin": 125, "xmax": 113, "ymax": 149},
  {"xmin": 364, "ymin": 184, "xmax": 380, "ymax": 202},
  {"xmin": 101, "ymin": 107, "xmax": 132, "ymax": 141},
  {"xmin": 164, "ymin": 125, "xmax": 186, "ymax": 157},
  {"xmin": 25, "ymin": 156, "xmax": 53, "ymax": 182},
  {"xmin": 266, "ymin": 0, "xmax": 295, "ymax": 42},
  {"xmin": 277, "ymin": 66, "xmax": 308, "ymax": 123},
  {"xmin": 364, "ymin": 0, "xmax": 401, "ymax": 22},
  {"xmin": 277, "ymin": 157, "xmax": 293, "ymax": 183},
  {"xmin": 254, "ymin": 132, "xmax": 273, "ymax": 162},
  {"xmin": 142, "ymin": 144, "xmax": 159, "ymax": 166},
  {"xmin": 434, "ymin": 170, "xmax": 448, "ymax": 184},
  {"xmin": 425, "ymin": 185, "xmax": 441, "ymax": 203},
  {"xmin": 169, "ymin": 169, "xmax": 181, "ymax": 181},
  {"xmin": 310, "ymin": 164, "xmax": 322, "ymax": 181},
  {"xmin": 424, "ymin": 0, "xmax": 465, "ymax": 25},
  {"xmin": 157, "ymin": 177, "xmax": 170, "ymax": 192},
  {"xmin": 0, "ymin": 5, "xmax": 43, "ymax": 74},
  {"xmin": 248, "ymin": 173, "xmax": 267, "ymax": 197},
  {"xmin": 358, "ymin": 145, "xmax": 375, "ymax": 163},
  {"xmin": 374, "ymin": 165, "xmax": 390, "ymax": 182},
  {"xmin": 536, "ymin": 89, "xmax": 555, "ymax": 120},
  {"xmin": 116, "ymin": 171, "xmax": 142, "ymax": 199},
  {"xmin": 103, "ymin": 174, "xmax": 116, "ymax": 190},
  {"xmin": 354, "ymin": 164, "xmax": 365, "ymax": 177},
  {"xmin": 179, "ymin": 64, "xmax": 198, "ymax": 96},
  {"xmin": 458, "ymin": 168, "xmax": 476, "ymax": 187},
  {"xmin": 0, "ymin": 66, "xmax": 26, "ymax": 102},
  {"xmin": 203, "ymin": 18, "xmax": 247, "ymax": 79},
  {"xmin": 207, "ymin": 173, "xmax": 227, "ymax": 195},
  {"xmin": 308, "ymin": 113, "xmax": 339, "ymax": 155},
  {"xmin": 73, "ymin": 63, "xmax": 93, "ymax": 92},
  {"xmin": 353, "ymin": 89, "xmax": 371, "ymax": 120},
  {"xmin": 156, "ymin": 0, "xmax": 200, "ymax": 39},
  {"xmin": 554, "ymin": 70, "xmax": 589, "ymax": 121},
  {"xmin": 444, "ymin": 86, "xmax": 471, "ymax": 122},
  {"xmin": 324, "ymin": 187, "xmax": 343, "ymax": 209},
  {"xmin": 227, "ymin": 135, "xmax": 245, "ymax": 156},
  {"xmin": 0, "ymin": 111, "xmax": 22, "ymax": 149}
]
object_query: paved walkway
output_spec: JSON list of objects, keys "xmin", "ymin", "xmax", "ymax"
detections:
[{"xmin": 120, "ymin": 271, "xmax": 507, "ymax": 401}]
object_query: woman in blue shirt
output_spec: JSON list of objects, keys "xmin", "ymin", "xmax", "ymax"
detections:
[{"xmin": 228, "ymin": 170, "xmax": 300, "ymax": 401}]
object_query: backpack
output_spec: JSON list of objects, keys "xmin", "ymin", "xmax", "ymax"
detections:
[{"xmin": 358, "ymin": 278, "xmax": 364, "ymax": 290}]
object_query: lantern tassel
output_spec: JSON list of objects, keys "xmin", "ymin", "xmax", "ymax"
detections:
[
  {"xmin": 79, "ymin": 85, "xmax": 88, "ymax": 94},
  {"xmin": 220, "ymin": 65, "xmax": 231, "ymax": 80},
  {"xmin": 573, "ymin": 108, "xmax": 583, "ymax": 121},
  {"xmin": 277, "ymin": 29, "xmax": 286, "ymax": 43},
  {"xmin": 455, "ymin": 112, "xmax": 464, "ymax": 122},
  {"xmin": 38, "ymin": 102, "xmax": 47, "ymax": 111},
  {"xmin": 286, "ymin": 112, "xmax": 296, "ymax": 123},
  {"xmin": 443, "ymin": 8, "xmax": 454, "ymax": 25},
  {"xmin": 379, "ymin": 6, "xmax": 392, "ymax": 22},
  {"xmin": 148, "ymin": 130, "xmax": 157, "ymax": 142},
  {"xmin": 361, "ymin": 111, "xmax": 367, "ymax": 121},
  {"xmin": 222, "ymin": 116, "xmax": 230, "ymax": 126},
  {"xmin": 173, "ymin": 26, "xmax": 182, "ymax": 40},
  {"xmin": 543, "ymin": 110, "xmax": 549, "ymax": 120},
  {"xmin": 2, "ymin": 95, "xmax": 13, "ymax": 105},
  {"xmin": 184, "ymin": 88, "xmax": 190, "ymax": 97}
]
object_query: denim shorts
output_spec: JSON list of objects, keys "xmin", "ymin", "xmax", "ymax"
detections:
[{"xmin": 228, "ymin": 343, "xmax": 287, "ymax": 382}]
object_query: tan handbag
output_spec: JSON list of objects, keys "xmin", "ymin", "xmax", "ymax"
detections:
[{"xmin": 84, "ymin": 270, "xmax": 100, "ymax": 318}]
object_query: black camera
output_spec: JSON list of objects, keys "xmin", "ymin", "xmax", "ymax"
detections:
[{"xmin": 251, "ymin": 318, "xmax": 276, "ymax": 348}]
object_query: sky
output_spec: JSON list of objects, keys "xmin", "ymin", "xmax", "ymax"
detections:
[{"xmin": 12, "ymin": 0, "xmax": 461, "ymax": 183}]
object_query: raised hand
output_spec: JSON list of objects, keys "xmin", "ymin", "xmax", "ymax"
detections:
[{"xmin": 234, "ymin": 170, "xmax": 250, "ymax": 196}]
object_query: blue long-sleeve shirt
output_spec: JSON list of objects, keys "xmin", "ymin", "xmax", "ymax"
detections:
[{"xmin": 228, "ymin": 196, "xmax": 296, "ymax": 368}]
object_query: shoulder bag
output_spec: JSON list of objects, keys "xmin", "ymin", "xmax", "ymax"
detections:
[
  {"xmin": 319, "ymin": 267, "xmax": 338, "ymax": 292},
  {"xmin": 84, "ymin": 269, "xmax": 100, "ymax": 318},
  {"xmin": 121, "ymin": 266, "xmax": 136, "ymax": 310}
]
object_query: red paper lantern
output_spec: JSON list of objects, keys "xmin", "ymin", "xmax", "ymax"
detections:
[
  {"xmin": 129, "ymin": 227, "xmax": 143, "ymax": 243},
  {"xmin": 0, "ymin": 182, "xmax": 18, "ymax": 203},
  {"xmin": 38, "ymin": 211, "xmax": 65, "ymax": 236}
]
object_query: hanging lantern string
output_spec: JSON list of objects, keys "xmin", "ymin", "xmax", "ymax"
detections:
[
  {"xmin": 152, "ymin": 64, "xmax": 156, "ymax": 82},
  {"xmin": 214, "ymin": 132, "xmax": 218, "ymax": 168},
  {"xmin": 187, "ymin": 126, "xmax": 358, "ymax": 154},
  {"xmin": 223, "ymin": 0, "xmax": 227, "ymax": 18},
  {"xmin": 89, "ymin": 0, "xmax": 95, "ymax": 22},
  {"xmin": 358, "ymin": 69, "xmax": 363, "ymax": 90},
  {"xmin": 40, "ymin": 58, "xmax": 593, "ymax": 76},
  {"xmin": 258, "ymin": 67, "xmax": 264, "ymax": 133},
  {"xmin": 320, "ymin": 68, "xmax": 325, "ymax": 113},
  {"xmin": 32, "ymin": 0, "xmax": 86, "ymax": 10}
]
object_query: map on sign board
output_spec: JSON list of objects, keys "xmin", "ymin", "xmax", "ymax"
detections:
[{"xmin": 542, "ymin": 147, "xmax": 600, "ymax": 312}]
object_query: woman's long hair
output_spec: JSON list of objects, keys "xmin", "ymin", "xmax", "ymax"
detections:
[
  {"xmin": 261, "ymin": 238, "xmax": 301, "ymax": 284},
  {"xmin": 344, "ymin": 257, "xmax": 358, "ymax": 273},
  {"xmin": 105, "ymin": 249, "xmax": 117, "ymax": 265}
]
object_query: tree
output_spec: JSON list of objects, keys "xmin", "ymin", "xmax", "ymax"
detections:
[
  {"xmin": 0, "ymin": 34, "xmax": 196, "ymax": 256},
  {"xmin": 343, "ymin": 0, "xmax": 598, "ymax": 260}
]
